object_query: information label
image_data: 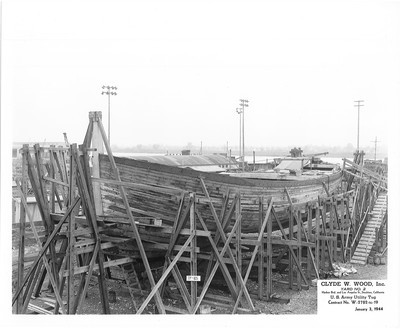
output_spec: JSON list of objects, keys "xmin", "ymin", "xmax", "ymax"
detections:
[
  {"xmin": 318, "ymin": 280, "xmax": 387, "ymax": 314},
  {"xmin": 186, "ymin": 275, "xmax": 201, "ymax": 282}
]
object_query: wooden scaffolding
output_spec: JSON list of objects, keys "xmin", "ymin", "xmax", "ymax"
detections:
[{"xmin": 13, "ymin": 112, "xmax": 386, "ymax": 315}]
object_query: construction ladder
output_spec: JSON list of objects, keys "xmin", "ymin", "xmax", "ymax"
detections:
[{"xmin": 351, "ymin": 192, "xmax": 388, "ymax": 265}]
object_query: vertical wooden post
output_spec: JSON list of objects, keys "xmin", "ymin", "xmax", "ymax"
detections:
[
  {"xmin": 67, "ymin": 147, "xmax": 77, "ymax": 314},
  {"xmin": 306, "ymin": 204, "xmax": 312, "ymax": 280},
  {"xmin": 258, "ymin": 197, "xmax": 264, "ymax": 300},
  {"xmin": 297, "ymin": 209, "xmax": 302, "ymax": 291},
  {"xmin": 50, "ymin": 146, "xmax": 56, "ymax": 213},
  {"xmin": 89, "ymin": 112, "xmax": 105, "ymax": 217},
  {"xmin": 266, "ymin": 200, "xmax": 272, "ymax": 299},
  {"xmin": 16, "ymin": 145, "xmax": 28, "ymax": 313},
  {"xmin": 331, "ymin": 201, "xmax": 336, "ymax": 262},
  {"xmin": 288, "ymin": 207, "xmax": 293, "ymax": 289},
  {"xmin": 190, "ymin": 193, "xmax": 197, "ymax": 312},
  {"xmin": 236, "ymin": 194, "xmax": 242, "ymax": 290},
  {"xmin": 315, "ymin": 206, "xmax": 320, "ymax": 272}
]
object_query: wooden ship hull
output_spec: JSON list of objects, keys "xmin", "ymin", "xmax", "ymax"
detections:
[{"xmin": 98, "ymin": 154, "xmax": 342, "ymax": 242}]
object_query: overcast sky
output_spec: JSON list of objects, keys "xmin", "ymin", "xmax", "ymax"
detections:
[{"xmin": 2, "ymin": 0, "xmax": 399, "ymax": 151}]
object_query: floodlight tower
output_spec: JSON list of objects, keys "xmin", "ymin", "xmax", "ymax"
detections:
[
  {"xmin": 101, "ymin": 85, "xmax": 118, "ymax": 144},
  {"xmin": 239, "ymin": 99, "xmax": 249, "ymax": 171},
  {"xmin": 236, "ymin": 107, "xmax": 243, "ymax": 162}
]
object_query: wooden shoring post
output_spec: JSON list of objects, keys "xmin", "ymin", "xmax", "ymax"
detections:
[
  {"xmin": 67, "ymin": 145, "xmax": 77, "ymax": 313},
  {"xmin": 297, "ymin": 209, "xmax": 302, "ymax": 291},
  {"xmin": 193, "ymin": 210, "xmax": 252, "ymax": 314},
  {"xmin": 320, "ymin": 201, "xmax": 334, "ymax": 270},
  {"xmin": 12, "ymin": 197, "xmax": 81, "ymax": 306},
  {"xmin": 26, "ymin": 148, "xmax": 59, "ymax": 293},
  {"xmin": 270, "ymin": 207, "xmax": 310, "ymax": 286},
  {"xmin": 54, "ymin": 239, "xmax": 69, "ymax": 314},
  {"xmin": 168, "ymin": 261, "xmax": 192, "ymax": 312},
  {"xmin": 72, "ymin": 144, "xmax": 110, "ymax": 314},
  {"xmin": 258, "ymin": 197, "xmax": 264, "ymax": 300},
  {"xmin": 265, "ymin": 200, "xmax": 273, "ymax": 299},
  {"xmin": 25, "ymin": 150, "xmax": 49, "ymax": 230},
  {"xmin": 136, "ymin": 235, "xmax": 194, "ymax": 314},
  {"xmin": 232, "ymin": 199, "xmax": 274, "ymax": 313},
  {"xmin": 16, "ymin": 144, "xmax": 28, "ymax": 313},
  {"xmin": 75, "ymin": 242, "xmax": 101, "ymax": 314},
  {"xmin": 87, "ymin": 113, "xmax": 104, "ymax": 217},
  {"xmin": 194, "ymin": 209, "xmax": 239, "ymax": 301},
  {"xmin": 33, "ymin": 144, "xmax": 53, "ymax": 231},
  {"xmin": 315, "ymin": 206, "xmax": 320, "ymax": 272},
  {"xmin": 92, "ymin": 113, "xmax": 166, "ymax": 314},
  {"xmin": 198, "ymin": 178, "xmax": 254, "ymax": 310},
  {"xmin": 33, "ymin": 145, "xmax": 59, "ymax": 286},
  {"xmin": 53, "ymin": 149, "xmax": 68, "ymax": 207},
  {"xmin": 49, "ymin": 149, "xmax": 65, "ymax": 210},
  {"xmin": 159, "ymin": 193, "xmax": 187, "ymax": 297},
  {"xmin": 344, "ymin": 197, "xmax": 353, "ymax": 260},
  {"xmin": 288, "ymin": 206, "xmax": 294, "ymax": 289},
  {"xmin": 330, "ymin": 200, "xmax": 337, "ymax": 262},
  {"xmin": 22, "ymin": 259, "xmax": 44, "ymax": 313},
  {"xmin": 15, "ymin": 180, "xmax": 67, "ymax": 315},
  {"xmin": 235, "ymin": 192, "xmax": 242, "ymax": 290},
  {"xmin": 190, "ymin": 192, "xmax": 197, "ymax": 312},
  {"xmin": 203, "ymin": 193, "xmax": 239, "ymax": 284},
  {"xmin": 306, "ymin": 204, "xmax": 313, "ymax": 280},
  {"xmin": 49, "ymin": 146, "xmax": 56, "ymax": 213}
]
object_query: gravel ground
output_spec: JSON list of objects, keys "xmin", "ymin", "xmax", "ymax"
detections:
[{"xmin": 12, "ymin": 224, "xmax": 387, "ymax": 315}]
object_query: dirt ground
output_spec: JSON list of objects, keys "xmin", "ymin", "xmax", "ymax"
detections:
[{"xmin": 11, "ymin": 224, "xmax": 387, "ymax": 315}]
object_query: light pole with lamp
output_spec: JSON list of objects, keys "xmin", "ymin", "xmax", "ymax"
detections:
[
  {"xmin": 101, "ymin": 85, "xmax": 118, "ymax": 145},
  {"xmin": 236, "ymin": 107, "xmax": 242, "ymax": 165},
  {"xmin": 239, "ymin": 99, "xmax": 249, "ymax": 171}
]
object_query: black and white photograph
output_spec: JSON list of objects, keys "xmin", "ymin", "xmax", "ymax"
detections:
[{"xmin": 1, "ymin": 0, "xmax": 399, "ymax": 328}]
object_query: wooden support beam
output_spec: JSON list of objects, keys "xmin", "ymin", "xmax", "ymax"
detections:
[
  {"xmin": 199, "ymin": 177, "xmax": 254, "ymax": 311},
  {"xmin": 90, "ymin": 113, "xmax": 166, "ymax": 314},
  {"xmin": 16, "ymin": 145, "xmax": 28, "ymax": 313},
  {"xmin": 232, "ymin": 198, "xmax": 274, "ymax": 313},
  {"xmin": 12, "ymin": 197, "xmax": 81, "ymax": 306}
]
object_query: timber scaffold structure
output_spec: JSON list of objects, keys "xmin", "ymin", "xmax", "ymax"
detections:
[{"xmin": 12, "ymin": 111, "xmax": 388, "ymax": 314}]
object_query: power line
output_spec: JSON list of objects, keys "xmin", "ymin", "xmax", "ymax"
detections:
[
  {"xmin": 354, "ymin": 100, "xmax": 364, "ymax": 151},
  {"xmin": 370, "ymin": 136, "xmax": 380, "ymax": 161}
]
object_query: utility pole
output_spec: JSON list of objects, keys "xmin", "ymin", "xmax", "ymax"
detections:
[
  {"xmin": 239, "ymin": 99, "xmax": 249, "ymax": 171},
  {"xmin": 236, "ymin": 107, "xmax": 242, "ymax": 163},
  {"xmin": 370, "ymin": 136, "xmax": 380, "ymax": 161},
  {"xmin": 354, "ymin": 100, "xmax": 364, "ymax": 151},
  {"xmin": 102, "ymin": 85, "xmax": 118, "ymax": 145}
]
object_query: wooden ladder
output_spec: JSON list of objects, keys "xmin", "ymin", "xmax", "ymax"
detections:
[
  {"xmin": 120, "ymin": 262, "xmax": 142, "ymax": 311},
  {"xmin": 351, "ymin": 192, "xmax": 387, "ymax": 265}
]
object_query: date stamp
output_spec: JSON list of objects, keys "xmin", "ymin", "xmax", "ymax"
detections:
[{"xmin": 318, "ymin": 280, "xmax": 387, "ymax": 314}]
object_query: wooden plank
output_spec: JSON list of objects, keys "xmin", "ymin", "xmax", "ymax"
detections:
[
  {"xmin": 232, "ymin": 199, "xmax": 274, "ymax": 313},
  {"xmin": 258, "ymin": 198, "xmax": 264, "ymax": 300},
  {"xmin": 199, "ymin": 178, "xmax": 254, "ymax": 311},
  {"xmin": 16, "ymin": 145, "xmax": 28, "ymax": 313},
  {"xmin": 12, "ymin": 197, "xmax": 81, "ymax": 306},
  {"xmin": 73, "ymin": 144, "xmax": 110, "ymax": 314},
  {"xmin": 92, "ymin": 114, "xmax": 166, "ymax": 314}
]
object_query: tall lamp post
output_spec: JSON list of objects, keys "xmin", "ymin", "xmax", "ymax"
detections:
[
  {"xmin": 239, "ymin": 99, "xmax": 249, "ymax": 171},
  {"xmin": 102, "ymin": 85, "xmax": 118, "ymax": 144},
  {"xmin": 354, "ymin": 100, "xmax": 364, "ymax": 151},
  {"xmin": 236, "ymin": 107, "xmax": 242, "ymax": 164}
]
